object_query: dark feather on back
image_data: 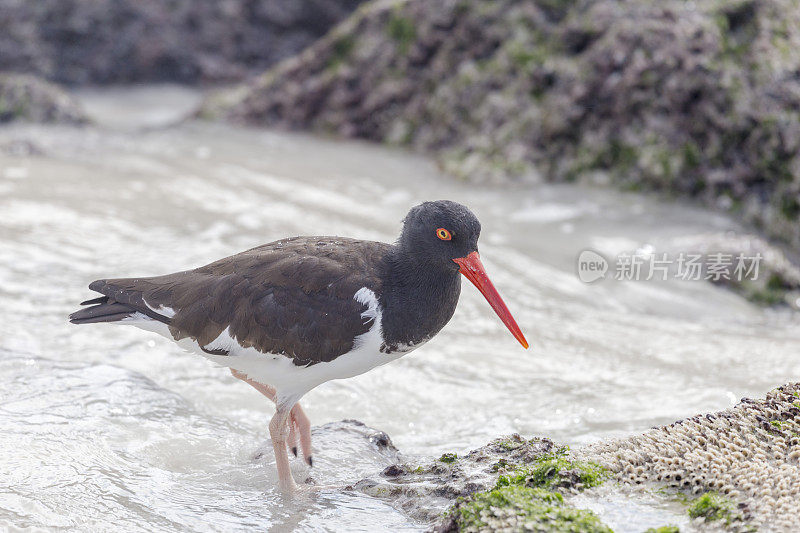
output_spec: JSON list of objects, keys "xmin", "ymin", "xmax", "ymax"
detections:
[{"xmin": 71, "ymin": 237, "xmax": 389, "ymax": 366}]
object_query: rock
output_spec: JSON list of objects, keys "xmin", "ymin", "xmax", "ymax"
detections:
[
  {"xmin": 351, "ymin": 433, "xmax": 597, "ymax": 523},
  {"xmin": 381, "ymin": 464, "xmax": 405, "ymax": 477},
  {"xmin": 0, "ymin": 73, "xmax": 87, "ymax": 124},
  {"xmin": 0, "ymin": 0, "xmax": 366, "ymax": 85},
  {"xmin": 665, "ymin": 232, "xmax": 800, "ymax": 307},
  {"xmin": 0, "ymin": 139, "xmax": 45, "ymax": 156},
  {"xmin": 348, "ymin": 383, "xmax": 800, "ymax": 530},
  {"xmin": 578, "ymin": 382, "xmax": 800, "ymax": 532},
  {"xmin": 208, "ymin": 0, "xmax": 800, "ymax": 250},
  {"xmin": 361, "ymin": 433, "xmax": 615, "ymax": 531}
]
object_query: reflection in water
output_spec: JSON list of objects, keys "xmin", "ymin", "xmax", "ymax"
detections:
[{"xmin": 1, "ymin": 89, "xmax": 799, "ymax": 530}]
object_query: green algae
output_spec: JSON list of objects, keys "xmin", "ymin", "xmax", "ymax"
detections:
[
  {"xmin": 328, "ymin": 36, "xmax": 356, "ymax": 69},
  {"xmin": 681, "ymin": 142, "xmax": 702, "ymax": 171},
  {"xmin": 439, "ymin": 452, "xmax": 458, "ymax": 464},
  {"xmin": 644, "ymin": 527, "xmax": 680, "ymax": 533},
  {"xmin": 442, "ymin": 440, "xmax": 613, "ymax": 531},
  {"xmin": 495, "ymin": 451, "xmax": 607, "ymax": 491},
  {"xmin": 742, "ymin": 273, "xmax": 789, "ymax": 306},
  {"xmin": 599, "ymin": 140, "xmax": 639, "ymax": 173},
  {"xmin": 387, "ymin": 12, "xmax": 416, "ymax": 55},
  {"xmin": 491, "ymin": 458, "xmax": 511, "ymax": 472},
  {"xmin": 687, "ymin": 492, "xmax": 736, "ymax": 523},
  {"xmin": 455, "ymin": 485, "xmax": 612, "ymax": 533},
  {"xmin": 770, "ymin": 420, "xmax": 787, "ymax": 429},
  {"xmin": 685, "ymin": 491, "xmax": 755, "ymax": 530},
  {"xmin": 715, "ymin": 1, "xmax": 758, "ymax": 60}
]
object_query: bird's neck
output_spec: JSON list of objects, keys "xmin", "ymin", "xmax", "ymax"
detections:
[{"xmin": 378, "ymin": 246, "xmax": 461, "ymax": 350}]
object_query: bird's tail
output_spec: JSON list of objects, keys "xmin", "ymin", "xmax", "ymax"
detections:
[{"xmin": 69, "ymin": 296, "xmax": 137, "ymax": 324}]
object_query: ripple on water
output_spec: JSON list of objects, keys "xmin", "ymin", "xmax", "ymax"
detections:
[{"xmin": 0, "ymin": 353, "xmax": 425, "ymax": 532}]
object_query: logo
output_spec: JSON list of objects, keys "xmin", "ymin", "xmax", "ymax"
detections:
[{"xmin": 577, "ymin": 249, "xmax": 608, "ymax": 283}]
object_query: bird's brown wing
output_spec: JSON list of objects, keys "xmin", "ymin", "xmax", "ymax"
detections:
[{"xmin": 74, "ymin": 237, "xmax": 390, "ymax": 366}]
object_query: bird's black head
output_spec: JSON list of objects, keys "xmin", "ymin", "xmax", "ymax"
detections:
[
  {"xmin": 398, "ymin": 200, "xmax": 481, "ymax": 269},
  {"xmin": 395, "ymin": 200, "xmax": 528, "ymax": 349}
]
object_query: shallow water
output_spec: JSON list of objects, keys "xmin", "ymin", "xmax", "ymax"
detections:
[{"xmin": 1, "ymin": 87, "xmax": 799, "ymax": 531}]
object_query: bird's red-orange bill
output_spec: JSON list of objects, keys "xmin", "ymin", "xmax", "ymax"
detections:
[{"xmin": 452, "ymin": 251, "xmax": 529, "ymax": 349}]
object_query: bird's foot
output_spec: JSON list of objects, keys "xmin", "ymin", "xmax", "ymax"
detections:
[{"xmin": 277, "ymin": 478, "xmax": 298, "ymax": 494}]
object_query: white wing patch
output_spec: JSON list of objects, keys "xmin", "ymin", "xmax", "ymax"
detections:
[
  {"xmin": 202, "ymin": 327, "xmax": 239, "ymax": 354},
  {"xmin": 143, "ymin": 298, "xmax": 176, "ymax": 319},
  {"xmin": 352, "ymin": 287, "xmax": 383, "ymax": 350}
]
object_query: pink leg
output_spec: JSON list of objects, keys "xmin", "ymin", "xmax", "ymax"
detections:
[
  {"xmin": 230, "ymin": 370, "xmax": 314, "ymax": 466},
  {"xmin": 231, "ymin": 369, "xmax": 277, "ymax": 401},
  {"xmin": 269, "ymin": 403, "xmax": 295, "ymax": 492}
]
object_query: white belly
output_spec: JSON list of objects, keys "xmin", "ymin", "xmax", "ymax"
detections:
[
  {"xmin": 199, "ymin": 324, "xmax": 406, "ymax": 404},
  {"xmin": 118, "ymin": 288, "xmax": 415, "ymax": 405}
]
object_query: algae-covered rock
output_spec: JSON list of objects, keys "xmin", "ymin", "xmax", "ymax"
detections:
[
  {"xmin": 441, "ymin": 485, "xmax": 612, "ymax": 533},
  {"xmin": 664, "ymin": 232, "xmax": 800, "ymax": 307},
  {"xmin": 0, "ymin": 74, "xmax": 87, "ymax": 124},
  {"xmin": 353, "ymin": 434, "xmax": 614, "ymax": 530},
  {"xmin": 687, "ymin": 492, "xmax": 743, "ymax": 526},
  {"xmin": 0, "ymin": 0, "xmax": 365, "ymax": 85},
  {"xmin": 434, "ymin": 449, "xmax": 612, "ymax": 532},
  {"xmin": 354, "ymin": 435, "xmax": 562, "ymax": 522},
  {"xmin": 494, "ymin": 453, "xmax": 607, "ymax": 493},
  {"xmin": 208, "ymin": 0, "xmax": 800, "ymax": 249}
]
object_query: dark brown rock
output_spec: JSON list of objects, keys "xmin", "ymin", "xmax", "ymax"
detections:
[
  {"xmin": 0, "ymin": 0, "xmax": 366, "ymax": 85},
  {"xmin": 0, "ymin": 73, "xmax": 87, "ymax": 124}
]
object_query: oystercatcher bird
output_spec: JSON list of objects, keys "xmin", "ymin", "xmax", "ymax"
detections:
[{"xmin": 70, "ymin": 200, "xmax": 528, "ymax": 492}]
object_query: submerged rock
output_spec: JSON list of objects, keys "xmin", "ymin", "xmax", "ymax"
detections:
[
  {"xmin": 437, "ymin": 485, "xmax": 613, "ymax": 533},
  {"xmin": 0, "ymin": 74, "xmax": 87, "ymax": 124},
  {"xmin": 352, "ymin": 433, "xmax": 615, "ymax": 529},
  {"xmin": 208, "ymin": 0, "xmax": 800, "ymax": 250},
  {"xmin": 0, "ymin": 138, "xmax": 44, "ymax": 157}
]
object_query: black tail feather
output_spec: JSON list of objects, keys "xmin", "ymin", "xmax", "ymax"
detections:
[
  {"xmin": 79, "ymin": 295, "xmax": 109, "ymax": 306},
  {"xmin": 69, "ymin": 301, "xmax": 136, "ymax": 324}
]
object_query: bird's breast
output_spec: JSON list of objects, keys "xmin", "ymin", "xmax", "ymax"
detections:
[{"xmin": 378, "ymin": 272, "xmax": 461, "ymax": 350}]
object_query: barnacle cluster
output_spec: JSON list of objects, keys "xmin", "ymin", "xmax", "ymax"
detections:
[{"xmin": 580, "ymin": 383, "xmax": 800, "ymax": 530}]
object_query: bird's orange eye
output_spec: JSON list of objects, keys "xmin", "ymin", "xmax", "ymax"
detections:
[{"xmin": 436, "ymin": 228, "xmax": 452, "ymax": 241}]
